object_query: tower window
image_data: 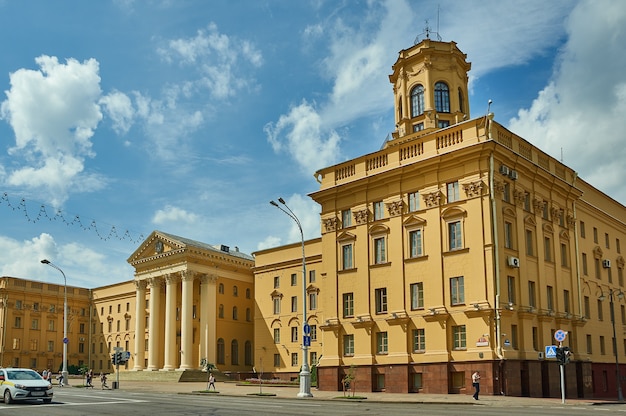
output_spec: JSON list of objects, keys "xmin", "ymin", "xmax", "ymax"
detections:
[
  {"xmin": 410, "ymin": 84, "xmax": 425, "ymax": 117},
  {"xmin": 434, "ymin": 82, "xmax": 450, "ymax": 113}
]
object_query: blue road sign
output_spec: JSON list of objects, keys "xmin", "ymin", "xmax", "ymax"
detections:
[
  {"xmin": 545, "ymin": 345, "xmax": 557, "ymax": 358},
  {"xmin": 63, "ymin": 337, "xmax": 69, "ymax": 344},
  {"xmin": 303, "ymin": 324, "xmax": 311, "ymax": 335},
  {"xmin": 554, "ymin": 329, "xmax": 567, "ymax": 342},
  {"xmin": 303, "ymin": 335, "xmax": 311, "ymax": 347}
]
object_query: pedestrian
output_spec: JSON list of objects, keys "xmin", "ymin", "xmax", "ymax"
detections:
[
  {"xmin": 58, "ymin": 373, "xmax": 64, "ymax": 387},
  {"xmin": 42, "ymin": 369, "xmax": 48, "ymax": 380},
  {"xmin": 208, "ymin": 372, "xmax": 216, "ymax": 390},
  {"xmin": 100, "ymin": 372, "xmax": 108, "ymax": 390},
  {"xmin": 472, "ymin": 370, "xmax": 481, "ymax": 400},
  {"xmin": 86, "ymin": 369, "xmax": 94, "ymax": 388}
]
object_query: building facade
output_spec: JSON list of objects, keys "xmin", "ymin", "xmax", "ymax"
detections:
[{"xmin": 254, "ymin": 37, "xmax": 626, "ymax": 399}]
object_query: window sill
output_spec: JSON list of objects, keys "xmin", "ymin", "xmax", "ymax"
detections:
[
  {"xmin": 370, "ymin": 262, "xmax": 391, "ymax": 268},
  {"xmin": 405, "ymin": 255, "xmax": 428, "ymax": 263},
  {"xmin": 443, "ymin": 247, "xmax": 469, "ymax": 256},
  {"xmin": 338, "ymin": 268, "xmax": 357, "ymax": 274}
]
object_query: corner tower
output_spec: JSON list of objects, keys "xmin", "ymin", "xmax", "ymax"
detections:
[{"xmin": 388, "ymin": 37, "xmax": 471, "ymax": 143}]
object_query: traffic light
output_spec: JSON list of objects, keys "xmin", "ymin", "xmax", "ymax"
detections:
[
  {"xmin": 555, "ymin": 347, "xmax": 564, "ymax": 364},
  {"xmin": 115, "ymin": 352, "xmax": 123, "ymax": 365},
  {"xmin": 563, "ymin": 347, "xmax": 572, "ymax": 364},
  {"xmin": 111, "ymin": 353, "xmax": 117, "ymax": 365}
]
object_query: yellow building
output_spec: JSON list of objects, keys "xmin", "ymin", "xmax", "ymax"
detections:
[{"xmin": 254, "ymin": 37, "xmax": 626, "ymax": 399}]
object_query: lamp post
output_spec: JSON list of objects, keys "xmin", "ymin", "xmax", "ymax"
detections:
[
  {"xmin": 599, "ymin": 288, "xmax": 624, "ymax": 402},
  {"xmin": 41, "ymin": 259, "xmax": 69, "ymax": 386},
  {"xmin": 270, "ymin": 197, "xmax": 312, "ymax": 398}
]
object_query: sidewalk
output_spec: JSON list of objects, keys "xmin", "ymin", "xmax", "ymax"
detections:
[{"xmin": 115, "ymin": 380, "xmax": 624, "ymax": 407}]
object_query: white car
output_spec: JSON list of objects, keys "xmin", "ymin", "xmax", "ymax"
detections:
[{"xmin": 0, "ymin": 368, "xmax": 54, "ymax": 404}]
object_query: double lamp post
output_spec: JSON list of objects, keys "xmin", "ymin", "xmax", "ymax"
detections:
[{"xmin": 41, "ymin": 259, "xmax": 69, "ymax": 386}]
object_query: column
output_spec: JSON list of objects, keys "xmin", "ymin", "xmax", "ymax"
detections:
[
  {"xmin": 147, "ymin": 277, "xmax": 162, "ymax": 371},
  {"xmin": 179, "ymin": 271, "xmax": 195, "ymax": 370},
  {"xmin": 163, "ymin": 274, "xmax": 179, "ymax": 370},
  {"xmin": 199, "ymin": 274, "xmax": 217, "ymax": 367},
  {"xmin": 133, "ymin": 280, "xmax": 147, "ymax": 370}
]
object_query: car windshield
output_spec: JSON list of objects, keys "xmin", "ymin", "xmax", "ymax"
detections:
[{"xmin": 6, "ymin": 370, "xmax": 41, "ymax": 381}]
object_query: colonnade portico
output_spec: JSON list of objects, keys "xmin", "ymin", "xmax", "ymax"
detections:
[{"xmin": 133, "ymin": 270, "xmax": 217, "ymax": 371}]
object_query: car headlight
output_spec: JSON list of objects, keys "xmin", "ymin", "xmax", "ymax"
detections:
[
  {"xmin": 47, "ymin": 384, "xmax": 53, "ymax": 390},
  {"xmin": 14, "ymin": 384, "xmax": 26, "ymax": 390}
]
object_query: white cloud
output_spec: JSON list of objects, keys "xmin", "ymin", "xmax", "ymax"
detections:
[
  {"xmin": 256, "ymin": 235, "xmax": 282, "ymax": 251},
  {"xmin": 152, "ymin": 205, "xmax": 199, "ymax": 225},
  {"xmin": 100, "ymin": 90, "xmax": 135, "ymax": 135},
  {"xmin": 0, "ymin": 55, "xmax": 106, "ymax": 206},
  {"xmin": 270, "ymin": 194, "xmax": 320, "ymax": 244},
  {"xmin": 508, "ymin": 0, "xmax": 626, "ymax": 204}
]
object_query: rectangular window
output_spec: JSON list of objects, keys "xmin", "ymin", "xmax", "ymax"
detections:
[
  {"xmin": 413, "ymin": 122, "xmax": 424, "ymax": 132},
  {"xmin": 309, "ymin": 270, "xmax": 316, "ymax": 283},
  {"xmin": 452, "ymin": 325, "xmax": 466, "ymax": 349},
  {"xmin": 619, "ymin": 268, "xmax": 624, "ymax": 287},
  {"xmin": 586, "ymin": 334, "xmax": 593, "ymax": 354},
  {"xmin": 532, "ymin": 327, "xmax": 538, "ymax": 350},
  {"xmin": 48, "ymin": 320, "xmax": 54, "ymax": 331},
  {"xmin": 291, "ymin": 296, "xmax": 297, "ymax": 312},
  {"xmin": 580, "ymin": 221, "xmax": 586, "ymax": 238},
  {"xmin": 600, "ymin": 336, "xmax": 606, "ymax": 355},
  {"xmin": 342, "ymin": 209, "xmax": 352, "ymax": 228},
  {"xmin": 377, "ymin": 332, "xmax": 388, "ymax": 354},
  {"xmin": 544, "ymin": 236, "xmax": 552, "ymax": 261},
  {"xmin": 542, "ymin": 202, "xmax": 549, "ymax": 219},
  {"xmin": 595, "ymin": 258, "xmax": 601, "ymax": 279},
  {"xmin": 31, "ymin": 319, "xmax": 39, "ymax": 330},
  {"xmin": 410, "ymin": 282, "xmax": 424, "ymax": 310},
  {"xmin": 343, "ymin": 334, "xmax": 354, "ymax": 356},
  {"xmin": 582, "ymin": 253, "xmax": 588, "ymax": 275},
  {"xmin": 528, "ymin": 281, "xmax": 536, "ymax": 308},
  {"xmin": 14, "ymin": 316, "xmax": 21, "ymax": 328},
  {"xmin": 409, "ymin": 229, "xmax": 423, "ymax": 257},
  {"xmin": 291, "ymin": 273, "xmax": 297, "ymax": 286},
  {"xmin": 273, "ymin": 276, "xmax": 279, "ymax": 289},
  {"xmin": 560, "ymin": 243, "xmax": 568, "ymax": 267},
  {"xmin": 593, "ymin": 227, "xmax": 598, "ymax": 243},
  {"xmin": 273, "ymin": 298, "xmax": 280, "ymax": 315},
  {"xmin": 375, "ymin": 288, "xmax": 388, "ymax": 314},
  {"xmin": 447, "ymin": 181, "xmax": 460, "ymax": 203},
  {"xmin": 310, "ymin": 352, "xmax": 317, "ymax": 366},
  {"xmin": 547, "ymin": 286, "xmax": 554, "ymax": 311},
  {"xmin": 559, "ymin": 209, "xmax": 565, "ymax": 227},
  {"xmin": 309, "ymin": 293, "xmax": 317, "ymax": 310},
  {"xmin": 291, "ymin": 353, "xmax": 298, "ymax": 367},
  {"xmin": 584, "ymin": 296, "xmax": 590, "ymax": 319},
  {"xmin": 511, "ymin": 324, "xmax": 519, "ymax": 350},
  {"xmin": 450, "ymin": 276, "xmax": 465, "ymax": 305},
  {"xmin": 606, "ymin": 233, "xmax": 610, "ymax": 249},
  {"xmin": 47, "ymin": 340, "xmax": 54, "ymax": 352},
  {"xmin": 310, "ymin": 325, "xmax": 317, "ymax": 341},
  {"xmin": 413, "ymin": 328, "xmax": 425, "ymax": 352},
  {"xmin": 503, "ymin": 183, "xmax": 510, "ymax": 203},
  {"xmin": 374, "ymin": 237, "xmax": 386, "ymax": 264},
  {"xmin": 504, "ymin": 221, "xmax": 513, "ymax": 249},
  {"xmin": 373, "ymin": 201, "xmax": 385, "ymax": 220},
  {"xmin": 523, "ymin": 193, "xmax": 531, "ymax": 211},
  {"xmin": 273, "ymin": 328, "xmax": 280, "ymax": 344},
  {"xmin": 274, "ymin": 354, "xmax": 281, "ymax": 367},
  {"xmin": 507, "ymin": 276, "xmax": 516, "ymax": 304},
  {"xmin": 617, "ymin": 238, "xmax": 621, "ymax": 254},
  {"xmin": 438, "ymin": 120, "xmax": 450, "ymax": 128},
  {"xmin": 343, "ymin": 293, "xmax": 354, "ymax": 318},
  {"xmin": 598, "ymin": 299, "xmax": 604, "ymax": 321},
  {"xmin": 342, "ymin": 244, "xmax": 353, "ymax": 270},
  {"xmin": 291, "ymin": 326, "xmax": 298, "ymax": 342},
  {"xmin": 525, "ymin": 229, "xmax": 534, "ymax": 256},
  {"xmin": 564, "ymin": 290, "xmax": 570, "ymax": 314},
  {"xmin": 408, "ymin": 191, "xmax": 420, "ymax": 212},
  {"xmin": 448, "ymin": 221, "xmax": 462, "ymax": 250}
]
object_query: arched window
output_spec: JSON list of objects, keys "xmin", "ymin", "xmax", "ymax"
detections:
[
  {"xmin": 435, "ymin": 82, "xmax": 450, "ymax": 113},
  {"xmin": 231, "ymin": 340, "xmax": 239, "ymax": 365},
  {"xmin": 233, "ymin": 285, "xmax": 238, "ymax": 296},
  {"xmin": 246, "ymin": 288, "xmax": 251, "ymax": 299},
  {"xmin": 232, "ymin": 306, "xmax": 238, "ymax": 320},
  {"xmin": 218, "ymin": 283, "xmax": 224, "ymax": 294},
  {"xmin": 217, "ymin": 338, "xmax": 225, "ymax": 365},
  {"xmin": 218, "ymin": 304, "xmax": 224, "ymax": 319},
  {"xmin": 245, "ymin": 341, "xmax": 253, "ymax": 366},
  {"xmin": 458, "ymin": 88, "xmax": 464, "ymax": 114},
  {"xmin": 410, "ymin": 85, "xmax": 425, "ymax": 117},
  {"xmin": 246, "ymin": 307, "xmax": 251, "ymax": 322}
]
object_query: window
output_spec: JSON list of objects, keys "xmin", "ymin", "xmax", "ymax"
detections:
[
  {"xmin": 525, "ymin": 229, "xmax": 534, "ymax": 256},
  {"xmin": 438, "ymin": 120, "xmax": 450, "ymax": 128},
  {"xmin": 542, "ymin": 202, "xmax": 549, "ymax": 219},
  {"xmin": 342, "ymin": 209, "xmax": 352, "ymax": 228},
  {"xmin": 452, "ymin": 325, "xmax": 466, "ymax": 349},
  {"xmin": 584, "ymin": 296, "xmax": 590, "ymax": 319},
  {"xmin": 217, "ymin": 339, "xmax": 225, "ymax": 365},
  {"xmin": 523, "ymin": 193, "xmax": 531, "ymax": 211},
  {"xmin": 273, "ymin": 276, "xmax": 279, "ymax": 289},
  {"xmin": 413, "ymin": 123, "xmax": 424, "ymax": 132},
  {"xmin": 30, "ymin": 339, "xmax": 38, "ymax": 351},
  {"xmin": 291, "ymin": 274, "xmax": 297, "ymax": 286},
  {"xmin": 503, "ymin": 183, "xmax": 510, "ymax": 203},
  {"xmin": 376, "ymin": 332, "xmax": 388, "ymax": 354},
  {"xmin": 31, "ymin": 319, "xmax": 39, "ymax": 330},
  {"xmin": 246, "ymin": 288, "xmax": 251, "ymax": 299},
  {"xmin": 233, "ymin": 286, "xmax": 238, "ymax": 296},
  {"xmin": 245, "ymin": 341, "xmax": 253, "ymax": 366},
  {"xmin": 310, "ymin": 351, "xmax": 317, "ymax": 366},
  {"xmin": 291, "ymin": 353, "xmax": 298, "ymax": 367},
  {"xmin": 48, "ymin": 320, "xmax": 54, "ymax": 331},
  {"xmin": 528, "ymin": 281, "xmax": 536, "ymax": 308},
  {"xmin": 580, "ymin": 221, "xmax": 586, "ymax": 238},
  {"xmin": 373, "ymin": 237, "xmax": 386, "ymax": 264},
  {"xmin": 511, "ymin": 325, "xmax": 519, "ymax": 350},
  {"xmin": 246, "ymin": 308, "xmax": 251, "ymax": 322},
  {"xmin": 231, "ymin": 340, "xmax": 239, "ymax": 365},
  {"xmin": 15, "ymin": 300, "xmax": 22, "ymax": 310},
  {"xmin": 504, "ymin": 221, "xmax": 513, "ymax": 249},
  {"xmin": 619, "ymin": 268, "xmax": 624, "ymax": 287},
  {"xmin": 458, "ymin": 88, "xmax": 465, "ymax": 114},
  {"xmin": 33, "ymin": 302, "xmax": 39, "ymax": 311},
  {"xmin": 413, "ymin": 328, "xmax": 425, "ymax": 352},
  {"xmin": 310, "ymin": 325, "xmax": 317, "ymax": 341},
  {"xmin": 409, "ymin": 229, "xmax": 423, "ymax": 257},
  {"xmin": 14, "ymin": 316, "xmax": 21, "ymax": 328},
  {"xmin": 434, "ymin": 82, "xmax": 450, "ymax": 112},
  {"xmin": 532, "ymin": 327, "xmax": 538, "ymax": 350},
  {"xmin": 291, "ymin": 326, "xmax": 298, "ymax": 342},
  {"xmin": 47, "ymin": 340, "xmax": 54, "ymax": 352},
  {"xmin": 273, "ymin": 354, "xmax": 281, "ymax": 367},
  {"xmin": 273, "ymin": 297, "xmax": 280, "ymax": 315},
  {"xmin": 447, "ymin": 181, "xmax": 460, "ymax": 203},
  {"xmin": 547, "ymin": 286, "xmax": 554, "ymax": 311},
  {"xmin": 600, "ymin": 336, "xmax": 606, "ymax": 355},
  {"xmin": 291, "ymin": 296, "xmax": 297, "ymax": 313},
  {"xmin": 373, "ymin": 201, "xmax": 385, "ymax": 220},
  {"xmin": 375, "ymin": 288, "xmax": 387, "ymax": 314},
  {"xmin": 507, "ymin": 276, "xmax": 516, "ymax": 304},
  {"xmin": 617, "ymin": 238, "xmax": 621, "ymax": 254},
  {"xmin": 606, "ymin": 233, "xmax": 610, "ymax": 249},
  {"xmin": 218, "ymin": 304, "xmax": 224, "ymax": 319},
  {"xmin": 410, "ymin": 84, "xmax": 425, "ymax": 117},
  {"xmin": 342, "ymin": 243, "xmax": 353, "ymax": 270},
  {"xmin": 595, "ymin": 258, "xmax": 601, "ymax": 279},
  {"xmin": 80, "ymin": 323, "xmax": 85, "ymax": 334},
  {"xmin": 232, "ymin": 306, "xmax": 238, "ymax": 320},
  {"xmin": 218, "ymin": 283, "xmax": 224, "ymax": 294},
  {"xmin": 544, "ymin": 236, "xmax": 552, "ymax": 262},
  {"xmin": 598, "ymin": 299, "xmax": 604, "ymax": 321},
  {"xmin": 309, "ymin": 292, "xmax": 317, "ymax": 310},
  {"xmin": 410, "ymin": 282, "xmax": 424, "ymax": 310},
  {"xmin": 582, "ymin": 253, "xmax": 588, "ymax": 275},
  {"xmin": 343, "ymin": 334, "xmax": 354, "ymax": 356},
  {"xmin": 408, "ymin": 191, "xmax": 420, "ymax": 212},
  {"xmin": 586, "ymin": 334, "xmax": 593, "ymax": 354},
  {"xmin": 450, "ymin": 277, "xmax": 464, "ymax": 305},
  {"xmin": 448, "ymin": 220, "xmax": 462, "ymax": 250},
  {"xmin": 564, "ymin": 290, "xmax": 570, "ymax": 314},
  {"xmin": 593, "ymin": 227, "xmax": 598, "ymax": 243},
  {"xmin": 309, "ymin": 270, "xmax": 316, "ymax": 283},
  {"xmin": 343, "ymin": 293, "xmax": 354, "ymax": 318}
]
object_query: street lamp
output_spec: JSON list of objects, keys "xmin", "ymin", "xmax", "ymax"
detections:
[
  {"xmin": 41, "ymin": 259, "xmax": 70, "ymax": 387},
  {"xmin": 599, "ymin": 288, "xmax": 624, "ymax": 402},
  {"xmin": 270, "ymin": 197, "xmax": 313, "ymax": 398}
]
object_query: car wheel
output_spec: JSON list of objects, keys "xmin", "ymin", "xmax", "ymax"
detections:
[
  {"xmin": 43, "ymin": 398, "xmax": 52, "ymax": 404},
  {"xmin": 3, "ymin": 389, "xmax": 12, "ymax": 404}
]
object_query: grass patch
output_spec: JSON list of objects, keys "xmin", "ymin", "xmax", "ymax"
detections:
[
  {"xmin": 247, "ymin": 393, "xmax": 277, "ymax": 397},
  {"xmin": 336, "ymin": 395, "xmax": 367, "ymax": 400},
  {"xmin": 194, "ymin": 390, "xmax": 220, "ymax": 394}
]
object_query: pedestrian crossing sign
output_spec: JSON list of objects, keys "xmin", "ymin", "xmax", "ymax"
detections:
[{"xmin": 545, "ymin": 345, "xmax": 557, "ymax": 358}]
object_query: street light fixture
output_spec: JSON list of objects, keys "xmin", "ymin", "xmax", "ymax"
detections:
[
  {"xmin": 41, "ymin": 259, "xmax": 70, "ymax": 387},
  {"xmin": 270, "ymin": 197, "xmax": 313, "ymax": 398},
  {"xmin": 599, "ymin": 288, "xmax": 624, "ymax": 402}
]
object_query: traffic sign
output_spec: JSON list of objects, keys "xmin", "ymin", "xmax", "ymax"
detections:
[
  {"xmin": 63, "ymin": 337, "xmax": 69, "ymax": 344},
  {"xmin": 303, "ymin": 335, "xmax": 311, "ymax": 347},
  {"xmin": 124, "ymin": 351, "xmax": 131, "ymax": 361},
  {"xmin": 545, "ymin": 345, "xmax": 557, "ymax": 358},
  {"xmin": 554, "ymin": 330, "xmax": 567, "ymax": 343},
  {"xmin": 303, "ymin": 324, "xmax": 311, "ymax": 335}
]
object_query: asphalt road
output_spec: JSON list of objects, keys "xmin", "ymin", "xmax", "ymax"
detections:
[{"xmin": 1, "ymin": 388, "xmax": 625, "ymax": 416}]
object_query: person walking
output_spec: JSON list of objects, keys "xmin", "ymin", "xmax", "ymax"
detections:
[
  {"xmin": 472, "ymin": 370, "xmax": 481, "ymax": 400},
  {"xmin": 100, "ymin": 372, "xmax": 109, "ymax": 390},
  {"xmin": 208, "ymin": 372, "xmax": 216, "ymax": 390},
  {"xmin": 86, "ymin": 369, "xmax": 94, "ymax": 388},
  {"xmin": 58, "ymin": 373, "xmax": 65, "ymax": 387}
]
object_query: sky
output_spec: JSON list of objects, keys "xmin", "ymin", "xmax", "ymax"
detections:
[{"xmin": 0, "ymin": 0, "xmax": 625, "ymax": 288}]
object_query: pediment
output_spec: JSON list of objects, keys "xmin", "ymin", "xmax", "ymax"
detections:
[
  {"xmin": 337, "ymin": 231, "xmax": 356, "ymax": 242},
  {"xmin": 403, "ymin": 215, "xmax": 427, "ymax": 227},
  {"xmin": 127, "ymin": 230, "xmax": 184, "ymax": 264}
]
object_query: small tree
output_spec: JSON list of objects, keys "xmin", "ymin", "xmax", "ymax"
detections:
[
  {"xmin": 342, "ymin": 365, "xmax": 357, "ymax": 397},
  {"xmin": 78, "ymin": 365, "xmax": 89, "ymax": 385}
]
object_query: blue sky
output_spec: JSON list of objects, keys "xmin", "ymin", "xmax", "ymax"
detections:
[{"xmin": 1, "ymin": 0, "xmax": 625, "ymax": 288}]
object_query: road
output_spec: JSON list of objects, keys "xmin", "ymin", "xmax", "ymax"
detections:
[{"xmin": 1, "ymin": 388, "xmax": 626, "ymax": 416}]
